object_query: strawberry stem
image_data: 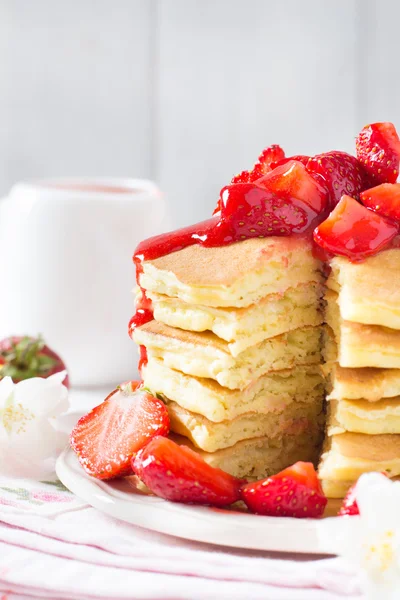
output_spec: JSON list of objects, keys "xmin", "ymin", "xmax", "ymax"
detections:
[{"xmin": 0, "ymin": 335, "xmax": 57, "ymax": 381}]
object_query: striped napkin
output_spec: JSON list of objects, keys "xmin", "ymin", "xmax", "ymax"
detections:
[{"xmin": 0, "ymin": 473, "xmax": 363, "ymax": 600}]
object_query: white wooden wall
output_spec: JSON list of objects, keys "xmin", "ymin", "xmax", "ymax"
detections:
[{"xmin": 0, "ymin": 0, "xmax": 397, "ymax": 228}]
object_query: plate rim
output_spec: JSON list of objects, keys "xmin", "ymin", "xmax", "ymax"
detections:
[{"xmin": 56, "ymin": 447, "xmax": 343, "ymax": 555}]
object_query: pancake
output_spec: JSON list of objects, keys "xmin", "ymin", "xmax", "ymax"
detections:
[
  {"xmin": 172, "ymin": 432, "xmax": 321, "ymax": 480},
  {"xmin": 318, "ymin": 431, "xmax": 400, "ymax": 493},
  {"xmin": 167, "ymin": 398, "xmax": 323, "ymax": 452},
  {"xmin": 329, "ymin": 397, "xmax": 400, "ymax": 435},
  {"xmin": 139, "ymin": 237, "xmax": 322, "ymax": 308},
  {"xmin": 133, "ymin": 321, "xmax": 322, "ymax": 389},
  {"xmin": 325, "ymin": 290, "xmax": 400, "ymax": 368},
  {"xmin": 328, "ymin": 249, "xmax": 400, "ymax": 329},
  {"xmin": 327, "ymin": 364, "xmax": 400, "ymax": 402},
  {"xmin": 320, "ymin": 479, "xmax": 355, "ymax": 499},
  {"xmin": 147, "ymin": 282, "xmax": 323, "ymax": 353},
  {"xmin": 143, "ymin": 358, "xmax": 323, "ymax": 422},
  {"xmin": 322, "ymin": 476, "xmax": 400, "ymax": 498}
]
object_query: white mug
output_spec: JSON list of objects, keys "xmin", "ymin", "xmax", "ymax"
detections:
[{"xmin": 0, "ymin": 178, "xmax": 169, "ymax": 387}]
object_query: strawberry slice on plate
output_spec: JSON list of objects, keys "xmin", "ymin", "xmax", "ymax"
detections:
[
  {"xmin": 307, "ymin": 151, "xmax": 369, "ymax": 208},
  {"xmin": 70, "ymin": 383, "xmax": 169, "ymax": 480},
  {"xmin": 256, "ymin": 160, "xmax": 329, "ymax": 213},
  {"xmin": 241, "ymin": 461, "xmax": 327, "ymax": 518},
  {"xmin": 0, "ymin": 335, "xmax": 69, "ymax": 387},
  {"xmin": 133, "ymin": 436, "xmax": 242, "ymax": 506},
  {"xmin": 360, "ymin": 183, "xmax": 400, "ymax": 223},
  {"xmin": 313, "ymin": 194, "xmax": 399, "ymax": 261},
  {"xmin": 356, "ymin": 122, "xmax": 400, "ymax": 184}
]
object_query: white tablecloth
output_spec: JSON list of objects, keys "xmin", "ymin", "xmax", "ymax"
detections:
[{"xmin": 0, "ymin": 388, "xmax": 363, "ymax": 600}]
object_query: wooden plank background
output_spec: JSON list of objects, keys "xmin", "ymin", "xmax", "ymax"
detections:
[{"xmin": 0, "ymin": 0, "xmax": 396, "ymax": 228}]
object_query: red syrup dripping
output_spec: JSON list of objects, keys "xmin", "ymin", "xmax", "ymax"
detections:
[
  {"xmin": 138, "ymin": 345, "xmax": 148, "ymax": 375},
  {"xmin": 133, "ymin": 216, "xmax": 228, "ymax": 264},
  {"xmin": 128, "ymin": 288, "xmax": 154, "ymax": 371},
  {"xmin": 133, "ymin": 183, "xmax": 323, "ymax": 266}
]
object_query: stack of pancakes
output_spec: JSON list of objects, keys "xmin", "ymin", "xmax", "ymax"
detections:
[
  {"xmin": 132, "ymin": 237, "xmax": 325, "ymax": 479},
  {"xmin": 319, "ymin": 249, "xmax": 400, "ymax": 497}
]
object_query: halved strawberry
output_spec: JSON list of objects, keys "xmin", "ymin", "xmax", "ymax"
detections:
[
  {"xmin": 133, "ymin": 436, "xmax": 242, "ymax": 506},
  {"xmin": 313, "ymin": 195, "xmax": 399, "ymax": 261},
  {"xmin": 231, "ymin": 145, "xmax": 286, "ymax": 184},
  {"xmin": 213, "ymin": 145, "xmax": 286, "ymax": 213},
  {"xmin": 241, "ymin": 461, "xmax": 327, "ymax": 518},
  {"xmin": 256, "ymin": 160, "xmax": 329, "ymax": 213},
  {"xmin": 307, "ymin": 151, "xmax": 370, "ymax": 208},
  {"xmin": 356, "ymin": 122, "xmax": 400, "ymax": 184},
  {"xmin": 214, "ymin": 181, "xmax": 321, "ymax": 242},
  {"xmin": 338, "ymin": 483, "xmax": 359, "ymax": 516},
  {"xmin": 70, "ymin": 384, "xmax": 169, "ymax": 480},
  {"xmin": 360, "ymin": 183, "xmax": 400, "ymax": 223}
]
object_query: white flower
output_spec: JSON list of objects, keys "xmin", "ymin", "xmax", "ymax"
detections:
[
  {"xmin": 0, "ymin": 371, "xmax": 69, "ymax": 477},
  {"xmin": 320, "ymin": 473, "xmax": 400, "ymax": 600}
]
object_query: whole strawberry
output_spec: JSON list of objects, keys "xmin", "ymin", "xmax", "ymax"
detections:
[
  {"xmin": 0, "ymin": 335, "xmax": 69, "ymax": 387},
  {"xmin": 307, "ymin": 151, "xmax": 370, "ymax": 208}
]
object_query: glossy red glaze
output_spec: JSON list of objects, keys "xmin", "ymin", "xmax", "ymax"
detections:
[
  {"xmin": 138, "ymin": 346, "xmax": 148, "ymax": 374},
  {"xmin": 314, "ymin": 195, "xmax": 399, "ymax": 261},
  {"xmin": 133, "ymin": 217, "xmax": 222, "ymax": 264},
  {"xmin": 256, "ymin": 160, "xmax": 329, "ymax": 214},
  {"xmin": 129, "ymin": 309, "xmax": 153, "ymax": 331},
  {"xmin": 360, "ymin": 183, "xmax": 400, "ymax": 222}
]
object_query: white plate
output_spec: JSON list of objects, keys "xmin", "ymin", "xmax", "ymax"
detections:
[{"xmin": 57, "ymin": 448, "xmax": 346, "ymax": 555}]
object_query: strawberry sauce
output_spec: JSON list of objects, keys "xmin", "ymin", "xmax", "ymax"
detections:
[
  {"xmin": 133, "ymin": 216, "xmax": 225, "ymax": 265},
  {"xmin": 129, "ymin": 126, "xmax": 400, "ymax": 371}
]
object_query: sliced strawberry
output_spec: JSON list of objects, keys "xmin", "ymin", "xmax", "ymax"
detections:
[
  {"xmin": 313, "ymin": 195, "xmax": 399, "ymax": 261},
  {"xmin": 213, "ymin": 181, "xmax": 321, "ymax": 242},
  {"xmin": 356, "ymin": 122, "xmax": 400, "ymax": 184},
  {"xmin": 269, "ymin": 155, "xmax": 310, "ymax": 170},
  {"xmin": 256, "ymin": 145, "xmax": 286, "ymax": 175},
  {"xmin": 360, "ymin": 183, "xmax": 400, "ymax": 223},
  {"xmin": 231, "ymin": 145, "xmax": 286, "ymax": 184},
  {"xmin": 241, "ymin": 461, "xmax": 327, "ymax": 518},
  {"xmin": 256, "ymin": 160, "xmax": 329, "ymax": 213},
  {"xmin": 133, "ymin": 436, "xmax": 242, "ymax": 506},
  {"xmin": 0, "ymin": 335, "xmax": 69, "ymax": 387},
  {"xmin": 213, "ymin": 145, "xmax": 286, "ymax": 213},
  {"xmin": 307, "ymin": 151, "xmax": 370, "ymax": 208},
  {"xmin": 70, "ymin": 385, "xmax": 169, "ymax": 480},
  {"xmin": 338, "ymin": 483, "xmax": 359, "ymax": 516}
]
